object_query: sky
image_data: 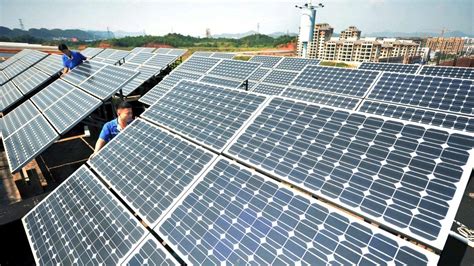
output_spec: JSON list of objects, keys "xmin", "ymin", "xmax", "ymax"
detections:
[{"xmin": 0, "ymin": 0, "xmax": 472, "ymax": 37}]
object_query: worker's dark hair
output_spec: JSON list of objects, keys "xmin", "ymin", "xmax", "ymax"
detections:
[
  {"xmin": 117, "ymin": 101, "xmax": 132, "ymax": 110},
  {"xmin": 58, "ymin": 43, "xmax": 68, "ymax": 51}
]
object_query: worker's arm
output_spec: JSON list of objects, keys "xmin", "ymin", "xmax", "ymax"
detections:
[
  {"xmin": 60, "ymin": 67, "xmax": 69, "ymax": 77},
  {"xmin": 90, "ymin": 138, "xmax": 106, "ymax": 159}
]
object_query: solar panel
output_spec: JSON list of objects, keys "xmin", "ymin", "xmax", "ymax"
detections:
[
  {"xmin": 19, "ymin": 50, "xmax": 48, "ymax": 66},
  {"xmin": 0, "ymin": 81, "xmax": 23, "ymax": 112},
  {"xmin": 61, "ymin": 61, "xmax": 106, "ymax": 86},
  {"xmin": 127, "ymin": 52, "xmax": 155, "ymax": 65},
  {"xmin": 248, "ymin": 67, "xmax": 271, "ymax": 81},
  {"xmin": 78, "ymin": 64, "xmax": 139, "ymax": 100},
  {"xmin": 418, "ymin": 65, "xmax": 474, "ymax": 80},
  {"xmin": 120, "ymin": 65, "xmax": 160, "ymax": 96},
  {"xmin": 123, "ymin": 235, "xmax": 179, "ymax": 266},
  {"xmin": 30, "ymin": 79, "xmax": 71, "ymax": 110},
  {"xmin": 2, "ymin": 59, "xmax": 30, "ymax": 79},
  {"xmin": 3, "ymin": 114, "xmax": 59, "ymax": 172},
  {"xmin": 157, "ymin": 157, "xmax": 439, "ymax": 265},
  {"xmin": 193, "ymin": 51, "xmax": 214, "ymax": 57},
  {"xmin": 249, "ymin": 55, "xmax": 284, "ymax": 68},
  {"xmin": 33, "ymin": 54, "xmax": 63, "ymax": 76},
  {"xmin": 291, "ymin": 65, "xmax": 381, "ymax": 97},
  {"xmin": 139, "ymin": 84, "xmax": 172, "ymax": 106},
  {"xmin": 359, "ymin": 62, "xmax": 421, "ymax": 74},
  {"xmin": 251, "ymin": 83, "xmax": 286, "ymax": 96},
  {"xmin": 109, "ymin": 50, "xmax": 130, "ymax": 63},
  {"xmin": 167, "ymin": 49, "xmax": 187, "ymax": 57},
  {"xmin": 0, "ymin": 49, "xmax": 31, "ymax": 70},
  {"xmin": 88, "ymin": 118, "xmax": 216, "ymax": 227},
  {"xmin": 276, "ymin": 57, "xmax": 320, "ymax": 71},
  {"xmin": 12, "ymin": 67, "xmax": 51, "ymax": 95},
  {"xmin": 145, "ymin": 54, "xmax": 179, "ymax": 69},
  {"xmin": 359, "ymin": 100, "xmax": 474, "ymax": 133},
  {"xmin": 80, "ymin": 47, "xmax": 104, "ymax": 59},
  {"xmin": 262, "ymin": 69, "xmax": 299, "ymax": 86},
  {"xmin": 158, "ymin": 70, "xmax": 203, "ymax": 88},
  {"xmin": 211, "ymin": 52, "xmax": 236, "ymax": 59},
  {"xmin": 94, "ymin": 48, "xmax": 116, "ymax": 59},
  {"xmin": 176, "ymin": 56, "xmax": 221, "ymax": 74},
  {"xmin": 208, "ymin": 60, "xmax": 261, "ymax": 81},
  {"xmin": 130, "ymin": 47, "xmax": 156, "ymax": 54},
  {"xmin": 1, "ymin": 100, "xmax": 41, "ymax": 138},
  {"xmin": 0, "ymin": 72, "xmax": 8, "ymax": 85},
  {"xmin": 199, "ymin": 75, "xmax": 243, "ymax": 89},
  {"xmin": 225, "ymin": 97, "xmax": 474, "ymax": 250},
  {"xmin": 281, "ymin": 87, "xmax": 361, "ymax": 110},
  {"xmin": 34, "ymin": 85, "xmax": 102, "ymax": 134},
  {"xmin": 155, "ymin": 48, "xmax": 173, "ymax": 54},
  {"xmin": 141, "ymin": 80, "xmax": 267, "ymax": 152},
  {"xmin": 367, "ymin": 72, "xmax": 474, "ymax": 116},
  {"xmin": 22, "ymin": 165, "xmax": 148, "ymax": 265}
]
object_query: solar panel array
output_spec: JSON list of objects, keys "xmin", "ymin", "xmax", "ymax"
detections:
[
  {"xmin": 12, "ymin": 67, "xmax": 51, "ymax": 95},
  {"xmin": 22, "ymin": 165, "xmax": 148, "ymax": 265},
  {"xmin": 80, "ymin": 47, "xmax": 104, "ymax": 59},
  {"xmin": 418, "ymin": 65, "xmax": 474, "ymax": 80},
  {"xmin": 359, "ymin": 62, "xmax": 421, "ymax": 74},
  {"xmin": 91, "ymin": 48, "xmax": 130, "ymax": 65},
  {"xmin": 33, "ymin": 54, "xmax": 64, "ymax": 76}
]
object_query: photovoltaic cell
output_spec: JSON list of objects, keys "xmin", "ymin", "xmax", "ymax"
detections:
[
  {"xmin": 291, "ymin": 65, "xmax": 381, "ymax": 97},
  {"xmin": 1, "ymin": 100, "xmax": 41, "ymax": 138},
  {"xmin": 158, "ymin": 71, "xmax": 203, "ymax": 88},
  {"xmin": 418, "ymin": 65, "xmax": 474, "ymax": 80},
  {"xmin": 0, "ymin": 81, "xmax": 23, "ymax": 112},
  {"xmin": 193, "ymin": 51, "xmax": 214, "ymax": 57},
  {"xmin": 208, "ymin": 60, "xmax": 261, "ymax": 80},
  {"xmin": 249, "ymin": 55, "xmax": 284, "ymax": 68},
  {"xmin": 2, "ymin": 59, "xmax": 31, "ymax": 79},
  {"xmin": 123, "ymin": 235, "xmax": 179, "ymax": 266},
  {"xmin": 127, "ymin": 52, "xmax": 155, "ymax": 65},
  {"xmin": 0, "ymin": 49, "xmax": 31, "ymax": 70},
  {"xmin": 176, "ymin": 56, "xmax": 220, "ymax": 74},
  {"xmin": 19, "ymin": 50, "xmax": 48, "ymax": 66},
  {"xmin": 120, "ymin": 65, "xmax": 160, "ymax": 96},
  {"xmin": 33, "ymin": 54, "xmax": 64, "ymax": 76},
  {"xmin": 359, "ymin": 62, "xmax": 421, "ymax": 74},
  {"xmin": 248, "ymin": 67, "xmax": 271, "ymax": 81},
  {"xmin": 262, "ymin": 69, "xmax": 299, "ymax": 86},
  {"xmin": 88, "ymin": 118, "xmax": 216, "ymax": 227},
  {"xmin": 12, "ymin": 67, "xmax": 51, "ymax": 95},
  {"xmin": 141, "ymin": 80, "xmax": 267, "ymax": 152},
  {"xmin": 359, "ymin": 100, "xmax": 474, "ymax": 133},
  {"xmin": 158, "ymin": 157, "xmax": 439, "ymax": 265},
  {"xmin": 211, "ymin": 53, "xmax": 236, "ymax": 59},
  {"xmin": 61, "ymin": 61, "xmax": 106, "ymax": 86},
  {"xmin": 199, "ymin": 75, "xmax": 243, "ymax": 89},
  {"xmin": 275, "ymin": 57, "xmax": 320, "ymax": 71},
  {"xmin": 367, "ymin": 72, "xmax": 474, "ymax": 116},
  {"xmin": 22, "ymin": 165, "xmax": 148, "ymax": 265},
  {"xmin": 225, "ymin": 97, "xmax": 474, "ymax": 250},
  {"xmin": 145, "ymin": 54, "xmax": 179, "ymax": 69},
  {"xmin": 281, "ymin": 87, "xmax": 361, "ymax": 110},
  {"xmin": 80, "ymin": 48, "xmax": 104, "ymax": 59},
  {"xmin": 167, "ymin": 49, "xmax": 187, "ymax": 57},
  {"xmin": 139, "ymin": 84, "xmax": 172, "ymax": 106},
  {"xmin": 251, "ymin": 83, "xmax": 286, "ymax": 96}
]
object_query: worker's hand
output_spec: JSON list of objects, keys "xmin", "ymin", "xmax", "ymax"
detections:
[{"xmin": 89, "ymin": 152, "xmax": 97, "ymax": 160}]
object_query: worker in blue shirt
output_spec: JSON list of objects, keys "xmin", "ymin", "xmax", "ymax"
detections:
[
  {"xmin": 58, "ymin": 43, "xmax": 87, "ymax": 75},
  {"xmin": 90, "ymin": 102, "xmax": 134, "ymax": 158}
]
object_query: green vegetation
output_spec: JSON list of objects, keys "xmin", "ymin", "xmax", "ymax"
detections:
[{"xmin": 319, "ymin": 61, "xmax": 355, "ymax": 68}]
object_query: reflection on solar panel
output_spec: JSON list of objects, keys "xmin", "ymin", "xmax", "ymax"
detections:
[
  {"xmin": 33, "ymin": 54, "xmax": 63, "ymax": 76},
  {"xmin": 291, "ymin": 65, "xmax": 380, "ymax": 97},
  {"xmin": 89, "ymin": 118, "xmax": 216, "ymax": 227},
  {"xmin": 1, "ymin": 100, "xmax": 41, "ymax": 138},
  {"xmin": 176, "ymin": 56, "xmax": 220, "ymax": 74},
  {"xmin": 22, "ymin": 165, "xmax": 148, "ymax": 265},
  {"xmin": 158, "ymin": 157, "xmax": 439, "ymax": 265},
  {"xmin": 249, "ymin": 55, "xmax": 284, "ymax": 68},
  {"xmin": 225, "ymin": 97, "xmax": 474, "ymax": 250},
  {"xmin": 359, "ymin": 62, "xmax": 421, "ymax": 74},
  {"xmin": 120, "ymin": 65, "xmax": 160, "ymax": 96},
  {"xmin": 276, "ymin": 57, "xmax": 320, "ymax": 71},
  {"xmin": 32, "ymin": 81, "xmax": 101, "ymax": 134},
  {"xmin": 61, "ymin": 61, "xmax": 105, "ymax": 85},
  {"xmin": 80, "ymin": 47, "xmax": 104, "ymax": 59},
  {"xmin": 127, "ymin": 52, "xmax": 155, "ymax": 65},
  {"xmin": 281, "ymin": 87, "xmax": 361, "ymax": 109},
  {"xmin": 78, "ymin": 64, "xmax": 138, "ymax": 100},
  {"xmin": 158, "ymin": 71, "xmax": 203, "ymax": 88},
  {"xmin": 141, "ymin": 80, "xmax": 267, "ymax": 152},
  {"xmin": 359, "ymin": 100, "xmax": 474, "ymax": 133},
  {"xmin": 3, "ymin": 114, "xmax": 59, "ymax": 172},
  {"xmin": 251, "ymin": 83, "xmax": 286, "ymax": 96},
  {"xmin": 12, "ymin": 67, "xmax": 51, "ymax": 95},
  {"xmin": 199, "ymin": 75, "xmax": 243, "ymax": 89},
  {"xmin": 208, "ymin": 60, "xmax": 261, "ymax": 80},
  {"xmin": 248, "ymin": 67, "xmax": 271, "ymax": 81},
  {"xmin": 262, "ymin": 69, "xmax": 299, "ymax": 86},
  {"xmin": 367, "ymin": 72, "xmax": 474, "ymax": 115},
  {"xmin": 0, "ymin": 81, "xmax": 23, "ymax": 112},
  {"xmin": 139, "ymin": 84, "xmax": 172, "ymax": 106},
  {"xmin": 19, "ymin": 50, "xmax": 48, "ymax": 66},
  {"xmin": 167, "ymin": 49, "xmax": 187, "ymax": 57},
  {"xmin": 419, "ymin": 65, "xmax": 474, "ymax": 80},
  {"xmin": 123, "ymin": 235, "xmax": 179, "ymax": 266},
  {"xmin": 145, "ymin": 54, "xmax": 178, "ymax": 69}
]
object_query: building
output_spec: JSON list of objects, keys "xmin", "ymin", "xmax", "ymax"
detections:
[
  {"xmin": 426, "ymin": 37, "xmax": 464, "ymax": 54},
  {"xmin": 339, "ymin": 26, "xmax": 361, "ymax": 40},
  {"xmin": 298, "ymin": 23, "xmax": 333, "ymax": 58},
  {"xmin": 379, "ymin": 38, "xmax": 419, "ymax": 59}
]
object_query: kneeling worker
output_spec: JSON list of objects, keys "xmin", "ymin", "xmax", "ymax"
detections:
[{"xmin": 90, "ymin": 102, "xmax": 134, "ymax": 158}]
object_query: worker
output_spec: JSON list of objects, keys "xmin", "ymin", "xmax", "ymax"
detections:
[
  {"xmin": 90, "ymin": 101, "xmax": 134, "ymax": 158},
  {"xmin": 58, "ymin": 43, "xmax": 87, "ymax": 75}
]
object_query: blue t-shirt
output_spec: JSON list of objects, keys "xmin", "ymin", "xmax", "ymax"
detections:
[
  {"xmin": 99, "ymin": 119, "xmax": 121, "ymax": 143},
  {"xmin": 62, "ymin": 51, "xmax": 86, "ymax": 70}
]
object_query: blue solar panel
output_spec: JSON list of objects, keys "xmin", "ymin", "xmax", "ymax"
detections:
[
  {"xmin": 199, "ymin": 75, "xmax": 243, "ymax": 89},
  {"xmin": 176, "ymin": 56, "xmax": 220, "ymax": 74},
  {"xmin": 0, "ymin": 81, "xmax": 23, "ymax": 112},
  {"xmin": 158, "ymin": 157, "xmax": 439, "ymax": 264},
  {"xmin": 359, "ymin": 62, "xmax": 421, "ymax": 74},
  {"xmin": 281, "ymin": 87, "xmax": 361, "ymax": 110},
  {"xmin": 249, "ymin": 56, "xmax": 283, "ymax": 68},
  {"xmin": 275, "ymin": 57, "xmax": 320, "ymax": 71},
  {"xmin": 418, "ymin": 65, "xmax": 474, "ymax": 80},
  {"xmin": 367, "ymin": 72, "xmax": 474, "ymax": 116},
  {"xmin": 262, "ymin": 69, "xmax": 299, "ymax": 86},
  {"xmin": 225, "ymin": 97, "xmax": 474, "ymax": 250},
  {"xmin": 123, "ymin": 235, "xmax": 179, "ymax": 265}
]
